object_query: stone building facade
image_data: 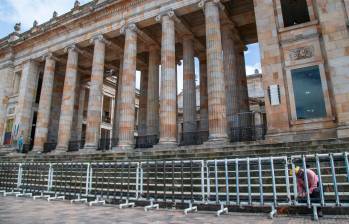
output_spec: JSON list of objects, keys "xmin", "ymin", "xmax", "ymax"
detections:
[{"xmin": 0, "ymin": 0, "xmax": 348, "ymax": 153}]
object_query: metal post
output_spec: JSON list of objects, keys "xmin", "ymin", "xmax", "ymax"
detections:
[
  {"xmin": 214, "ymin": 159, "xmax": 219, "ymax": 204},
  {"xmin": 302, "ymin": 155, "xmax": 311, "ymax": 208},
  {"xmin": 315, "ymin": 154, "xmax": 325, "ymax": 206},
  {"xmin": 344, "ymin": 152, "xmax": 349, "ymax": 182},
  {"xmin": 200, "ymin": 160, "xmax": 205, "ymax": 202},
  {"xmin": 329, "ymin": 153, "xmax": 340, "ymax": 206},
  {"xmin": 247, "ymin": 158, "xmax": 252, "ymax": 205},
  {"xmin": 270, "ymin": 157, "xmax": 277, "ymax": 207},
  {"xmin": 291, "ymin": 160, "xmax": 298, "ymax": 203},
  {"xmin": 224, "ymin": 159, "xmax": 230, "ymax": 205},
  {"xmin": 235, "ymin": 159, "xmax": 240, "ymax": 206},
  {"xmin": 284, "ymin": 157, "xmax": 291, "ymax": 203},
  {"xmin": 258, "ymin": 158, "xmax": 264, "ymax": 205}
]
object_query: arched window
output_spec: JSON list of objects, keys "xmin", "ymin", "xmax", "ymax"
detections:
[{"xmin": 281, "ymin": 0, "xmax": 310, "ymax": 27}]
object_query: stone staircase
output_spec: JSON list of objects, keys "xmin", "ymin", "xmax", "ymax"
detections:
[{"xmin": 1, "ymin": 138, "xmax": 349, "ymax": 163}]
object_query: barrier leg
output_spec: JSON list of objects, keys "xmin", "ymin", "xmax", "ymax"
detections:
[
  {"xmin": 269, "ymin": 204, "xmax": 277, "ymax": 219},
  {"xmin": 89, "ymin": 196, "xmax": 106, "ymax": 206},
  {"xmin": 119, "ymin": 199, "xmax": 135, "ymax": 209},
  {"xmin": 144, "ymin": 199, "xmax": 159, "ymax": 212},
  {"xmin": 217, "ymin": 202, "xmax": 228, "ymax": 216},
  {"xmin": 0, "ymin": 190, "xmax": 6, "ymax": 196},
  {"xmin": 16, "ymin": 190, "xmax": 32, "ymax": 198},
  {"xmin": 184, "ymin": 201, "xmax": 197, "ymax": 215},
  {"xmin": 71, "ymin": 195, "xmax": 88, "ymax": 204},
  {"xmin": 33, "ymin": 192, "xmax": 50, "ymax": 200},
  {"xmin": 4, "ymin": 190, "xmax": 21, "ymax": 196},
  {"xmin": 312, "ymin": 205, "xmax": 319, "ymax": 221},
  {"xmin": 47, "ymin": 193, "xmax": 65, "ymax": 201}
]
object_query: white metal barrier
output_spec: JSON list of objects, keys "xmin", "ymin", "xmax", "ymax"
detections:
[{"xmin": 0, "ymin": 152, "xmax": 348, "ymax": 220}]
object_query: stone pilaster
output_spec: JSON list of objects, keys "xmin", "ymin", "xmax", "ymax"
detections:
[
  {"xmin": 156, "ymin": 11, "xmax": 177, "ymax": 146},
  {"xmin": 117, "ymin": 24, "xmax": 137, "ymax": 149},
  {"xmin": 15, "ymin": 60, "xmax": 39, "ymax": 144},
  {"xmin": 138, "ymin": 68, "xmax": 148, "ymax": 137},
  {"xmin": 200, "ymin": 0, "xmax": 228, "ymax": 141},
  {"xmin": 0, "ymin": 64, "xmax": 14, "ymax": 144},
  {"xmin": 84, "ymin": 35, "xmax": 106, "ymax": 150},
  {"xmin": 146, "ymin": 46, "xmax": 160, "ymax": 139},
  {"xmin": 182, "ymin": 35, "xmax": 197, "ymax": 137},
  {"xmin": 112, "ymin": 59, "xmax": 123, "ymax": 146},
  {"xmin": 55, "ymin": 45, "xmax": 79, "ymax": 152},
  {"xmin": 199, "ymin": 55, "xmax": 209, "ymax": 138},
  {"xmin": 33, "ymin": 54, "xmax": 57, "ymax": 152}
]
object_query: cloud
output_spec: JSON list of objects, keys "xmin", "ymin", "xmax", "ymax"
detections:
[
  {"xmin": 245, "ymin": 62, "xmax": 262, "ymax": 75},
  {"xmin": 0, "ymin": 0, "xmax": 90, "ymax": 31}
]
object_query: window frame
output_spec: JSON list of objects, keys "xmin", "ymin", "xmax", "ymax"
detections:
[{"xmin": 285, "ymin": 63, "xmax": 333, "ymax": 123}]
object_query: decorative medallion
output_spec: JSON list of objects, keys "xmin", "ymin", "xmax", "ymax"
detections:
[{"xmin": 289, "ymin": 46, "xmax": 314, "ymax": 60}]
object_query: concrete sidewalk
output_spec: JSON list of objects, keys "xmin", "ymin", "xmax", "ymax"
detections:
[{"xmin": 0, "ymin": 197, "xmax": 348, "ymax": 224}]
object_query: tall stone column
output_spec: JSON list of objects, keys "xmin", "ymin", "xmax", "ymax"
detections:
[
  {"xmin": 182, "ymin": 35, "xmax": 197, "ymax": 141},
  {"xmin": 15, "ymin": 60, "xmax": 39, "ymax": 144},
  {"xmin": 117, "ymin": 24, "xmax": 137, "ymax": 149},
  {"xmin": 55, "ymin": 45, "xmax": 79, "ymax": 152},
  {"xmin": 138, "ymin": 68, "xmax": 148, "ymax": 137},
  {"xmin": 199, "ymin": 55, "xmax": 209, "ymax": 140},
  {"xmin": 222, "ymin": 26, "xmax": 239, "ymax": 132},
  {"xmin": 237, "ymin": 50, "xmax": 249, "ymax": 113},
  {"xmin": 156, "ymin": 11, "xmax": 177, "ymax": 146},
  {"xmin": 84, "ymin": 35, "xmax": 106, "ymax": 151},
  {"xmin": 0, "ymin": 64, "xmax": 13, "ymax": 145},
  {"xmin": 112, "ymin": 59, "xmax": 123, "ymax": 146},
  {"xmin": 200, "ymin": 0, "xmax": 228, "ymax": 141},
  {"xmin": 76, "ymin": 85, "xmax": 86, "ymax": 142},
  {"xmin": 146, "ymin": 46, "xmax": 160, "ymax": 142},
  {"xmin": 33, "ymin": 54, "xmax": 57, "ymax": 152}
]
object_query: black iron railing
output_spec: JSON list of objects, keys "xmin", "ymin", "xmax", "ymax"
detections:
[
  {"xmin": 179, "ymin": 131, "xmax": 209, "ymax": 146},
  {"xmin": 229, "ymin": 112, "xmax": 266, "ymax": 142},
  {"xmin": 67, "ymin": 140, "xmax": 85, "ymax": 152},
  {"xmin": 43, "ymin": 142, "xmax": 57, "ymax": 153},
  {"xmin": 135, "ymin": 135, "xmax": 159, "ymax": 148}
]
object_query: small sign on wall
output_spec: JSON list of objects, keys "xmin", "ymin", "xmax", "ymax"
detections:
[{"xmin": 268, "ymin": 84, "xmax": 280, "ymax": 106}]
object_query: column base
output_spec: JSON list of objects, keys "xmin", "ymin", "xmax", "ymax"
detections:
[
  {"xmin": 205, "ymin": 135, "xmax": 229, "ymax": 146},
  {"xmin": 30, "ymin": 146, "xmax": 43, "ymax": 154},
  {"xmin": 112, "ymin": 145, "xmax": 134, "ymax": 151},
  {"xmin": 82, "ymin": 144, "xmax": 98, "ymax": 153},
  {"xmin": 53, "ymin": 145, "xmax": 68, "ymax": 154},
  {"xmin": 155, "ymin": 139, "xmax": 178, "ymax": 149}
]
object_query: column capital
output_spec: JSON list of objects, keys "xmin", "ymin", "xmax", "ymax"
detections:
[
  {"xmin": 198, "ymin": 0, "xmax": 223, "ymax": 10},
  {"xmin": 155, "ymin": 10, "xmax": 175, "ymax": 22},
  {"xmin": 64, "ymin": 44, "xmax": 83, "ymax": 54},
  {"xmin": 89, "ymin": 34, "xmax": 111, "ymax": 45},
  {"xmin": 41, "ymin": 52, "xmax": 60, "ymax": 62},
  {"xmin": 120, "ymin": 23, "xmax": 137, "ymax": 35}
]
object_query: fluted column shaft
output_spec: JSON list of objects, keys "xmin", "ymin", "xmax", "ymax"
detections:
[
  {"xmin": 203, "ymin": 1, "xmax": 228, "ymax": 141},
  {"xmin": 117, "ymin": 26, "xmax": 137, "ymax": 148},
  {"xmin": 84, "ymin": 37, "xmax": 106, "ymax": 150},
  {"xmin": 199, "ymin": 56, "xmax": 209, "ymax": 134},
  {"xmin": 112, "ymin": 59, "xmax": 123, "ymax": 144},
  {"xmin": 56, "ymin": 47, "xmax": 79, "ymax": 151},
  {"xmin": 222, "ymin": 27, "xmax": 239, "ymax": 130},
  {"xmin": 159, "ymin": 14, "xmax": 177, "ymax": 145},
  {"xmin": 237, "ymin": 51, "xmax": 249, "ymax": 112},
  {"xmin": 138, "ymin": 68, "xmax": 148, "ymax": 137},
  {"xmin": 15, "ymin": 60, "xmax": 39, "ymax": 144},
  {"xmin": 76, "ymin": 86, "xmax": 86, "ymax": 141},
  {"xmin": 183, "ymin": 36, "xmax": 197, "ymax": 134},
  {"xmin": 146, "ymin": 46, "xmax": 160, "ymax": 137},
  {"xmin": 33, "ymin": 55, "xmax": 56, "ymax": 151}
]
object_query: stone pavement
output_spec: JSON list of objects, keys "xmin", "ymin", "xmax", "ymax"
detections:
[{"xmin": 0, "ymin": 197, "xmax": 348, "ymax": 224}]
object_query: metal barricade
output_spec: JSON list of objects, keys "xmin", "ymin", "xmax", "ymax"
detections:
[
  {"xmin": 290, "ymin": 153, "xmax": 349, "ymax": 208},
  {"xmin": 206, "ymin": 157, "xmax": 290, "ymax": 208},
  {"xmin": 139, "ymin": 160, "xmax": 205, "ymax": 205},
  {"xmin": 50, "ymin": 162, "xmax": 90, "ymax": 199},
  {"xmin": 89, "ymin": 162, "xmax": 139, "ymax": 203},
  {"xmin": 0, "ymin": 163, "xmax": 20, "ymax": 193}
]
